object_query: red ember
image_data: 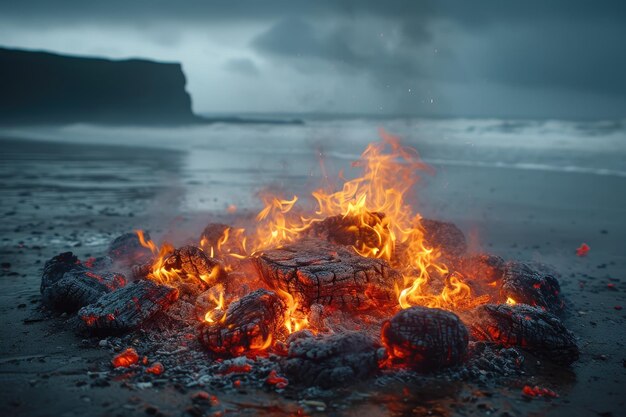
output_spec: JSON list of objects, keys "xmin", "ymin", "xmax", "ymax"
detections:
[
  {"xmin": 111, "ymin": 348, "xmax": 139, "ymax": 368},
  {"xmin": 146, "ymin": 362, "xmax": 164, "ymax": 375},
  {"xmin": 576, "ymin": 243, "xmax": 590, "ymax": 257},
  {"xmin": 266, "ymin": 370, "xmax": 289, "ymax": 389},
  {"xmin": 522, "ymin": 385, "xmax": 559, "ymax": 398}
]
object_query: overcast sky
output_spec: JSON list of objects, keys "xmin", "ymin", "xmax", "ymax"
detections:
[{"xmin": 1, "ymin": 1, "xmax": 625, "ymax": 119}]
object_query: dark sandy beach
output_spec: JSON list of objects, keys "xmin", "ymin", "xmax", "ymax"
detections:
[{"xmin": 1, "ymin": 134, "xmax": 625, "ymax": 417}]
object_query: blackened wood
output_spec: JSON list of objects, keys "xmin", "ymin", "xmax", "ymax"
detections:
[
  {"xmin": 199, "ymin": 289, "xmax": 286, "ymax": 357},
  {"xmin": 381, "ymin": 306, "xmax": 469, "ymax": 371},
  {"xmin": 457, "ymin": 254, "xmax": 505, "ymax": 283},
  {"xmin": 500, "ymin": 262, "xmax": 563, "ymax": 313},
  {"xmin": 304, "ymin": 212, "xmax": 387, "ymax": 249},
  {"xmin": 255, "ymin": 238, "xmax": 399, "ymax": 311},
  {"xmin": 42, "ymin": 269, "xmax": 126, "ymax": 312},
  {"xmin": 420, "ymin": 219, "xmax": 467, "ymax": 258},
  {"xmin": 468, "ymin": 304, "xmax": 578, "ymax": 365},
  {"xmin": 280, "ymin": 331, "xmax": 380, "ymax": 388},
  {"xmin": 76, "ymin": 280, "xmax": 178, "ymax": 333},
  {"xmin": 40, "ymin": 252, "xmax": 84, "ymax": 293},
  {"xmin": 163, "ymin": 245, "xmax": 225, "ymax": 284},
  {"xmin": 107, "ymin": 232, "xmax": 153, "ymax": 266},
  {"xmin": 199, "ymin": 223, "xmax": 230, "ymax": 247}
]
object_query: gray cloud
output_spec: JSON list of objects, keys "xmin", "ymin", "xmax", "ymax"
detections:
[
  {"xmin": 223, "ymin": 58, "xmax": 259, "ymax": 76},
  {"xmin": 0, "ymin": 1, "xmax": 625, "ymax": 118}
]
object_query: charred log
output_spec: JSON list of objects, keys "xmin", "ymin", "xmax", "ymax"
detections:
[
  {"xmin": 163, "ymin": 245, "xmax": 225, "ymax": 285},
  {"xmin": 467, "ymin": 304, "xmax": 578, "ymax": 365},
  {"xmin": 199, "ymin": 223, "xmax": 230, "ymax": 248},
  {"xmin": 42, "ymin": 269, "xmax": 126, "ymax": 312},
  {"xmin": 255, "ymin": 238, "xmax": 399, "ymax": 311},
  {"xmin": 457, "ymin": 254, "xmax": 505, "ymax": 283},
  {"xmin": 280, "ymin": 331, "xmax": 380, "ymax": 388},
  {"xmin": 303, "ymin": 212, "xmax": 387, "ymax": 249},
  {"xmin": 500, "ymin": 262, "xmax": 563, "ymax": 313},
  {"xmin": 76, "ymin": 280, "xmax": 178, "ymax": 333},
  {"xmin": 40, "ymin": 252, "xmax": 84, "ymax": 294},
  {"xmin": 420, "ymin": 219, "xmax": 467, "ymax": 258},
  {"xmin": 381, "ymin": 306, "xmax": 469, "ymax": 371},
  {"xmin": 199, "ymin": 289, "xmax": 286, "ymax": 357},
  {"xmin": 107, "ymin": 232, "xmax": 153, "ymax": 266}
]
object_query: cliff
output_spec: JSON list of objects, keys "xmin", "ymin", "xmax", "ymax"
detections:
[{"xmin": 0, "ymin": 47, "xmax": 201, "ymax": 125}]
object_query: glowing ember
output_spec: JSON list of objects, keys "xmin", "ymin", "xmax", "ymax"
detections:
[
  {"xmin": 111, "ymin": 348, "xmax": 139, "ymax": 368},
  {"xmin": 146, "ymin": 362, "xmax": 164, "ymax": 375},
  {"xmin": 506, "ymin": 297, "xmax": 517, "ymax": 305},
  {"xmin": 522, "ymin": 385, "xmax": 559, "ymax": 398},
  {"xmin": 576, "ymin": 243, "xmax": 590, "ymax": 257}
]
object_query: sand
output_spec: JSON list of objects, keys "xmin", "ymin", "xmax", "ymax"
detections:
[{"xmin": 0, "ymin": 135, "xmax": 624, "ymax": 417}]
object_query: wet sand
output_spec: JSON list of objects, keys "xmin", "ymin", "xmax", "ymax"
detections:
[{"xmin": 1, "ymin": 135, "xmax": 625, "ymax": 417}]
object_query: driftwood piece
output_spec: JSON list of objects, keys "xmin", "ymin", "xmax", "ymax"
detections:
[
  {"xmin": 76, "ymin": 280, "xmax": 178, "ymax": 333},
  {"xmin": 420, "ymin": 219, "xmax": 467, "ymax": 258},
  {"xmin": 42, "ymin": 269, "xmax": 126, "ymax": 312},
  {"xmin": 381, "ymin": 306, "xmax": 469, "ymax": 371},
  {"xmin": 467, "ymin": 304, "xmax": 578, "ymax": 365},
  {"xmin": 255, "ymin": 238, "xmax": 399, "ymax": 311},
  {"xmin": 500, "ymin": 262, "xmax": 563, "ymax": 313},
  {"xmin": 107, "ymin": 232, "xmax": 153, "ymax": 266},
  {"xmin": 280, "ymin": 331, "xmax": 380, "ymax": 388},
  {"xmin": 199, "ymin": 289, "xmax": 286, "ymax": 357},
  {"xmin": 40, "ymin": 252, "xmax": 84, "ymax": 294}
]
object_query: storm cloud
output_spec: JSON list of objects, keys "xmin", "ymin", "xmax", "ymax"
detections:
[{"xmin": 0, "ymin": 1, "xmax": 624, "ymax": 119}]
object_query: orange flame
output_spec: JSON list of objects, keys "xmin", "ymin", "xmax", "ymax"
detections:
[
  {"xmin": 246, "ymin": 129, "xmax": 477, "ymax": 311},
  {"xmin": 276, "ymin": 289, "xmax": 310, "ymax": 334},
  {"xmin": 136, "ymin": 230, "xmax": 220, "ymax": 287},
  {"xmin": 203, "ymin": 284, "xmax": 226, "ymax": 323}
]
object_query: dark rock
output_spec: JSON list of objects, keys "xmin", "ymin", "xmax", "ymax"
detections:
[
  {"xmin": 199, "ymin": 289, "xmax": 286, "ymax": 357},
  {"xmin": 0, "ymin": 47, "xmax": 199, "ymax": 125},
  {"xmin": 500, "ymin": 262, "xmax": 563, "ymax": 313},
  {"xmin": 76, "ymin": 280, "xmax": 178, "ymax": 333},
  {"xmin": 281, "ymin": 331, "xmax": 380, "ymax": 388},
  {"xmin": 467, "ymin": 304, "xmax": 579, "ymax": 365},
  {"xmin": 381, "ymin": 306, "xmax": 469, "ymax": 371},
  {"xmin": 255, "ymin": 238, "xmax": 399, "ymax": 311}
]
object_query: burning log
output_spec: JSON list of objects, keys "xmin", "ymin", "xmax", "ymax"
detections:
[
  {"xmin": 42, "ymin": 270, "xmax": 126, "ymax": 312},
  {"xmin": 76, "ymin": 280, "xmax": 178, "ymax": 333},
  {"xmin": 200, "ymin": 223, "xmax": 230, "ymax": 248},
  {"xmin": 280, "ymin": 331, "xmax": 380, "ymax": 388},
  {"xmin": 500, "ymin": 262, "xmax": 563, "ymax": 313},
  {"xmin": 467, "ymin": 304, "xmax": 579, "ymax": 365},
  {"xmin": 255, "ymin": 238, "xmax": 399, "ymax": 311},
  {"xmin": 303, "ymin": 212, "xmax": 387, "ymax": 249},
  {"xmin": 420, "ymin": 219, "xmax": 467, "ymax": 258},
  {"xmin": 199, "ymin": 289, "xmax": 286, "ymax": 357},
  {"xmin": 381, "ymin": 306, "xmax": 469, "ymax": 371},
  {"xmin": 163, "ymin": 245, "xmax": 225, "ymax": 288},
  {"xmin": 457, "ymin": 254, "xmax": 505, "ymax": 283},
  {"xmin": 107, "ymin": 232, "xmax": 153, "ymax": 266}
]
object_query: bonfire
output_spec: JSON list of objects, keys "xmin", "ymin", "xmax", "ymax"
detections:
[{"xmin": 39, "ymin": 130, "xmax": 578, "ymax": 391}]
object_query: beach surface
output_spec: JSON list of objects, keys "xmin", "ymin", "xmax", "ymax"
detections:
[{"xmin": 1, "ymin": 119, "xmax": 625, "ymax": 416}]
